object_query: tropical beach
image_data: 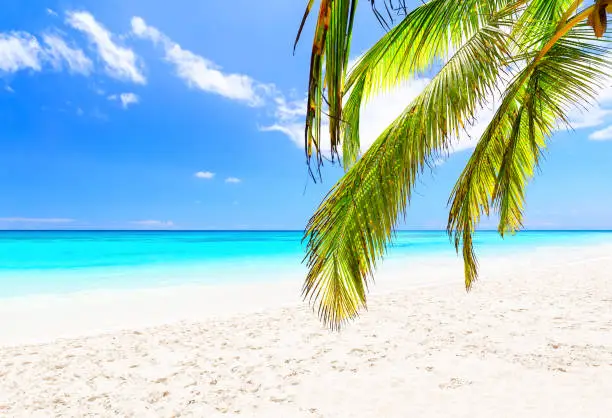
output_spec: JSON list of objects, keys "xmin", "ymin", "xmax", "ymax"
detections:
[
  {"xmin": 1, "ymin": 237, "xmax": 612, "ymax": 416},
  {"xmin": 2, "ymin": 0, "xmax": 612, "ymax": 416}
]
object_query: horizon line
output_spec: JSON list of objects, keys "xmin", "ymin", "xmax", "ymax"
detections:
[{"xmin": 1, "ymin": 229, "xmax": 612, "ymax": 233}]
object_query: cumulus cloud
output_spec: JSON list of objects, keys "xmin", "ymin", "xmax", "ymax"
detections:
[
  {"xmin": 0, "ymin": 32, "xmax": 43, "ymax": 73},
  {"xmin": 42, "ymin": 34, "xmax": 93, "ymax": 75},
  {"xmin": 108, "ymin": 92, "xmax": 139, "ymax": 109},
  {"xmin": 67, "ymin": 11, "xmax": 146, "ymax": 84},
  {"xmin": 131, "ymin": 17, "xmax": 262, "ymax": 105},
  {"xmin": 195, "ymin": 171, "xmax": 215, "ymax": 179},
  {"xmin": 225, "ymin": 177, "xmax": 241, "ymax": 183}
]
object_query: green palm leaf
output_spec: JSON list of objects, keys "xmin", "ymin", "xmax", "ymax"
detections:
[
  {"xmin": 297, "ymin": 0, "xmax": 612, "ymax": 329},
  {"xmin": 303, "ymin": 13, "xmax": 512, "ymax": 328},
  {"xmin": 448, "ymin": 15, "xmax": 612, "ymax": 288}
]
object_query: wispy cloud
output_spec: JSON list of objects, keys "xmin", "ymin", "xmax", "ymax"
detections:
[
  {"xmin": 0, "ymin": 30, "xmax": 93, "ymax": 77},
  {"xmin": 131, "ymin": 17, "xmax": 263, "ymax": 105},
  {"xmin": 568, "ymin": 107, "xmax": 612, "ymax": 129},
  {"xmin": 42, "ymin": 34, "xmax": 92, "ymax": 75},
  {"xmin": 90, "ymin": 107, "xmax": 108, "ymax": 121},
  {"xmin": 567, "ymin": 84, "xmax": 612, "ymax": 131},
  {"xmin": 131, "ymin": 220, "xmax": 174, "ymax": 227},
  {"xmin": 589, "ymin": 125, "xmax": 612, "ymax": 141},
  {"xmin": 225, "ymin": 177, "xmax": 241, "ymax": 184},
  {"xmin": 0, "ymin": 217, "xmax": 74, "ymax": 223},
  {"xmin": 67, "ymin": 11, "xmax": 146, "ymax": 84},
  {"xmin": 46, "ymin": 8, "xmax": 58, "ymax": 17},
  {"xmin": 195, "ymin": 171, "xmax": 215, "ymax": 179},
  {"xmin": 0, "ymin": 32, "xmax": 43, "ymax": 73},
  {"xmin": 108, "ymin": 92, "xmax": 139, "ymax": 109}
]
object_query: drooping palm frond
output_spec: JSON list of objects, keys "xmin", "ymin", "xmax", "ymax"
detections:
[
  {"xmin": 294, "ymin": 0, "xmax": 359, "ymax": 176},
  {"xmin": 513, "ymin": 0, "xmax": 578, "ymax": 47},
  {"xmin": 297, "ymin": 0, "xmax": 612, "ymax": 330},
  {"xmin": 341, "ymin": 0, "xmax": 525, "ymax": 168},
  {"xmin": 295, "ymin": 0, "xmax": 520, "ymax": 172},
  {"xmin": 447, "ymin": 7, "xmax": 612, "ymax": 289},
  {"xmin": 303, "ymin": 14, "xmax": 512, "ymax": 328}
]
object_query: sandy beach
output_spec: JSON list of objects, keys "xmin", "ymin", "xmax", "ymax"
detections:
[{"xmin": 1, "ymin": 244, "xmax": 611, "ymax": 417}]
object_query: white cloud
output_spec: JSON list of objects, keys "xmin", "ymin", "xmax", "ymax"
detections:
[
  {"xmin": 109, "ymin": 92, "xmax": 139, "ymax": 109},
  {"xmin": 225, "ymin": 177, "xmax": 241, "ymax": 183},
  {"xmin": 0, "ymin": 217, "xmax": 74, "ymax": 223},
  {"xmin": 359, "ymin": 79, "xmax": 430, "ymax": 151},
  {"xmin": 195, "ymin": 171, "xmax": 215, "ymax": 179},
  {"xmin": 119, "ymin": 92, "xmax": 139, "ymax": 108},
  {"xmin": 589, "ymin": 125, "xmax": 612, "ymax": 141},
  {"xmin": 131, "ymin": 220, "xmax": 174, "ymax": 227},
  {"xmin": 568, "ymin": 107, "xmax": 612, "ymax": 129},
  {"xmin": 598, "ymin": 84, "xmax": 612, "ymax": 103},
  {"xmin": 131, "ymin": 17, "xmax": 261, "ymax": 105},
  {"xmin": 263, "ymin": 71, "xmax": 612, "ymax": 160},
  {"xmin": 67, "ymin": 11, "xmax": 145, "ymax": 84},
  {"xmin": 261, "ymin": 73, "xmax": 499, "ymax": 161},
  {"xmin": 42, "ymin": 34, "xmax": 93, "ymax": 75},
  {"xmin": 261, "ymin": 77, "xmax": 485, "ymax": 157},
  {"xmin": 46, "ymin": 8, "xmax": 58, "ymax": 17},
  {"xmin": 5, "ymin": 85, "xmax": 15, "ymax": 93},
  {"xmin": 259, "ymin": 96, "xmax": 309, "ymax": 147},
  {"xmin": 0, "ymin": 32, "xmax": 43, "ymax": 73},
  {"xmin": 260, "ymin": 121, "xmax": 305, "ymax": 147},
  {"xmin": 568, "ymin": 84, "xmax": 612, "ymax": 129}
]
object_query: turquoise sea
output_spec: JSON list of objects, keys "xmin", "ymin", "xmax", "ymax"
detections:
[{"xmin": 0, "ymin": 230, "xmax": 610, "ymax": 298}]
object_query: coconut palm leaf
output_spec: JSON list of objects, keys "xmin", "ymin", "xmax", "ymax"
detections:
[
  {"xmin": 448, "ymin": 12, "xmax": 612, "ymax": 288},
  {"xmin": 341, "ymin": 0, "xmax": 524, "ymax": 168},
  {"xmin": 295, "ymin": 0, "xmax": 520, "ymax": 171},
  {"xmin": 294, "ymin": 0, "xmax": 359, "ymax": 175},
  {"xmin": 297, "ymin": 0, "xmax": 612, "ymax": 329},
  {"xmin": 303, "ymin": 14, "xmax": 512, "ymax": 328}
]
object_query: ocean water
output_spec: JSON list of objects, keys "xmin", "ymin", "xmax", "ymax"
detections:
[{"xmin": 0, "ymin": 230, "xmax": 610, "ymax": 298}]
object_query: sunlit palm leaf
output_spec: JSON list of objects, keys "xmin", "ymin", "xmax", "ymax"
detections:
[
  {"xmin": 448, "ymin": 13, "xmax": 611, "ymax": 288},
  {"xmin": 341, "ymin": 0, "xmax": 521, "ymax": 168},
  {"xmin": 298, "ymin": 0, "xmax": 612, "ymax": 329},
  {"xmin": 294, "ymin": 0, "xmax": 359, "ymax": 174},
  {"xmin": 303, "ymin": 17, "xmax": 512, "ymax": 328}
]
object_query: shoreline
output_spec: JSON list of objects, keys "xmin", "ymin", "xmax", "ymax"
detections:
[
  {"xmin": 1, "ymin": 242, "xmax": 611, "ymax": 416},
  {"xmin": 1, "ymin": 242, "xmax": 611, "ymax": 347}
]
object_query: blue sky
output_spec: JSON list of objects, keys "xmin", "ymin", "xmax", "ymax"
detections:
[{"xmin": 0, "ymin": 0, "xmax": 611, "ymax": 230}]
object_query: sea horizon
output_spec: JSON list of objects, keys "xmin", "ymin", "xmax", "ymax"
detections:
[
  {"xmin": 2, "ymin": 228, "xmax": 612, "ymax": 232},
  {"xmin": 1, "ymin": 230, "xmax": 612, "ymax": 299}
]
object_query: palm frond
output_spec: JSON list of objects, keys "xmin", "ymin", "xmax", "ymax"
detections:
[
  {"xmin": 294, "ymin": 0, "xmax": 359, "ymax": 176},
  {"xmin": 341, "ymin": 0, "xmax": 521, "ymax": 168},
  {"xmin": 513, "ymin": 0, "xmax": 579, "ymax": 47},
  {"xmin": 303, "ymin": 17, "xmax": 512, "ymax": 329},
  {"xmin": 447, "ymin": 16, "xmax": 611, "ymax": 289},
  {"xmin": 296, "ymin": 0, "xmax": 521, "ymax": 172}
]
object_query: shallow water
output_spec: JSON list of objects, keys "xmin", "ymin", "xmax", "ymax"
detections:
[{"xmin": 0, "ymin": 230, "xmax": 610, "ymax": 297}]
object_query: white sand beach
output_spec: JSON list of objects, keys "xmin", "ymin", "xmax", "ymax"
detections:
[{"xmin": 1, "ymin": 244, "xmax": 611, "ymax": 417}]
